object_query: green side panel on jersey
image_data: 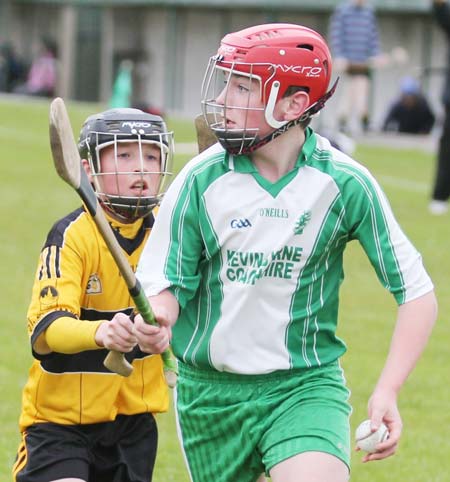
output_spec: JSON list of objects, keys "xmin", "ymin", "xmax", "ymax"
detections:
[
  {"xmin": 310, "ymin": 148, "xmax": 406, "ymax": 304},
  {"xmin": 287, "ymin": 141, "xmax": 407, "ymax": 366},
  {"xmin": 167, "ymin": 152, "xmax": 228, "ymax": 365},
  {"xmin": 287, "ymin": 193, "xmax": 348, "ymax": 367},
  {"xmin": 164, "ymin": 153, "xmax": 224, "ymax": 304}
]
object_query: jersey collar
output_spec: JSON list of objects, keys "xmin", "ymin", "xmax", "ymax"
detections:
[{"xmin": 226, "ymin": 127, "xmax": 317, "ymax": 173}]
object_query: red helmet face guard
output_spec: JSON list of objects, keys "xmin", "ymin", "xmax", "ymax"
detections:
[
  {"xmin": 200, "ymin": 23, "xmax": 336, "ymax": 154},
  {"xmin": 201, "ymin": 60, "xmax": 268, "ymax": 154}
]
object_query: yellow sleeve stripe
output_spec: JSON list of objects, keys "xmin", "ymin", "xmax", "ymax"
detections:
[{"xmin": 45, "ymin": 316, "xmax": 104, "ymax": 354}]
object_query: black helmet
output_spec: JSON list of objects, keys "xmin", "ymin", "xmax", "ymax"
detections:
[{"xmin": 78, "ymin": 108, "xmax": 174, "ymax": 221}]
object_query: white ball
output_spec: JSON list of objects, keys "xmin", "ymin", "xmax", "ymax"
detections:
[{"xmin": 355, "ymin": 419, "xmax": 389, "ymax": 453}]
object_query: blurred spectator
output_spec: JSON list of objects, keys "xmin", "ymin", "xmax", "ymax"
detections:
[
  {"xmin": 0, "ymin": 43, "xmax": 26, "ymax": 92},
  {"xmin": 329, "ymin": 0, "xmax": 381, "ymax": 134},
  {"xmin": 430, "ymin": 0, "xmax": 450, "ymax": 215},
  {"xmin": 109, "ymin": 59, "xmax": 133, "ymax": 108},
  {"xmin": 14, "ymin": 36, "xmax": 57, "ymax": 97},
  {"xmin": 110, "ymin": 58, "xmax": 165, "ymax": 117},
  {"xmin": 382, "ymin": 77, "xmax": 435, "ymax": 134}
]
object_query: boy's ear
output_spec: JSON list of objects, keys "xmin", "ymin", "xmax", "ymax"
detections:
[
  {"xmin": 81, "ymin": 158, "xmax": 93, "ymax": 182},
  {"xmin": 283, "ymin": 91, "xmax": 310, "ymax": 121}
]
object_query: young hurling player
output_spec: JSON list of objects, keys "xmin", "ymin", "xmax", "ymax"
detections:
[
  {"xmin": 13, "ymin": 108, "xmax": 174, "ymax": 482},
  {"xmin": 134, "ymin": 24, "xmax": 437, "ymax": 482}
]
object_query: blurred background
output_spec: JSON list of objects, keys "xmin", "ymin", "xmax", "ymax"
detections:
[
  {"xmin": 0, "ymin": 0, "xmax": 446, "ymax": 131},
  {"xmin": 1, "ymin": 2, "xmax": 449, "ymax": 481}
]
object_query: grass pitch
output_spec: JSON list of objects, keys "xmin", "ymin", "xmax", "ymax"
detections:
[{"xmin": 1, "ymin": 96, "xmax": 448, "ymax": 482}]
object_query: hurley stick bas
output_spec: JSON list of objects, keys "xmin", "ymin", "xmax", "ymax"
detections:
[
  {"xmin": 194, "ymin": 113, "xmax": 218, "ymax": 153},
  {"xmin": 48, "ymin": 97, "xmax": 177, "ymax": 387}
]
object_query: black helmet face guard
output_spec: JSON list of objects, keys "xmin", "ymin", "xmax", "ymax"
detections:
[
  {"xmin": 89, "ymin": 133, "xmax": 172, "ymax": 220},
  {"xmin": 84, "ymin": 133, "xmax": 173, "ymax": 221},
  {"xmin": 78, "ymin": 109, "xmax": 174, "ymax": 221}
]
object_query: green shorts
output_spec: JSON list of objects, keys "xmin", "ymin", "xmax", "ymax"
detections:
[{"xmin": 175, "ymin": 361, "xmax": 351, "ymax": 482}]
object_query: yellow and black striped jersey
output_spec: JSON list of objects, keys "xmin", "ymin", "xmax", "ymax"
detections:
[{"xmin": 19, "ymin": 206, "xmax": 168, "ymax": 431}]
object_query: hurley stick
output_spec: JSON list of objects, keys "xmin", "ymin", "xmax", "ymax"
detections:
[
  {"xmin": 194, "ymin": 113, "xmax": 218, "ymax": 153},
  {"xmin": 48, "ymin": 97, "xmax": 177, "ymax": 387}
]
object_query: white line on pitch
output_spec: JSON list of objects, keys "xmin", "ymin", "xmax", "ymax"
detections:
[{"xmin": 377, "ymin": 175, "xmax": 429, "ymax": 193}]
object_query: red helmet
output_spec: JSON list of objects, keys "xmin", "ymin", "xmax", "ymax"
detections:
[
  {"xmin": 201, "ymin": 23, "xmax": 336, "ymax": 154},
  {"xmin": 217, "ymin": 23, "xmax": 332, "ymax": 111}
]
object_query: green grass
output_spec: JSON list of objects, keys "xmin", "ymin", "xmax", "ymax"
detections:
[{"xmin": 1, "ymin": 97, "xmax": 448, "ymax": 481}]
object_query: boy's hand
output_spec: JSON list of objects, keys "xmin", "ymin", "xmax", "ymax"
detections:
[
  {"xmin": 95, "ymin": 312, "xmax": 137, "ymax": 352},
  {"xmin": 358, "ymin": 388, "xmax": 402, "ymax": 462},
  {"xmin": 134, "ymin": 313, "xmax": 172, "ymax": 354}
]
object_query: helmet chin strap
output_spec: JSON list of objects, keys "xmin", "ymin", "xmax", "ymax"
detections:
[
  {"xmin": 227, "ymin": 78, "xmax": 339, "ymax": 155},
  {"xmin": 264, "ymin": 81, "xmax": 289, "ymax": 129},
  {"xmin": 99, "ymin": 194, "xmax": 160, "ymax": 221}
]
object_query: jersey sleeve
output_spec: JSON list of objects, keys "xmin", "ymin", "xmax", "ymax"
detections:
[
  {"xmin": 343, "ymin": 168, "xmax": 433, "ymax": 305},
  {"xmin": 137, "ymin": 161, "xmax": 204, "ymax": 308},
  {"xmin": 27, "ymin": 217, "xmax": 87, "ymax": 349}
]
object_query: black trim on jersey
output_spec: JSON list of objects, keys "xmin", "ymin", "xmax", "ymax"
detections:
[
  {"xmin": 44, "ymin": 207, "xmax": 85, "ymax": 248},
  {"xmin": 80, "ymin": 306, "xmax": 134, "ymax": 321},
  {"xmin": 31, "ymin": 310, "xmax": 78, "ymax": 358},
  {"xmin": 38, "ymin": 346, "xmax": 152, "ymax": 374},
  {"xmin": 55, "ymin": 246, "xmax": 61, "ymax": 277},
  {"xmin": 39, "ymin": 208, "xmax": 85, "ymax": 281},
  {"xmin": 45, "ymin": 248, "xmax": 51, "ymax": 278},
  {"xmin": 109, "ymin": 212, "xmax": 154, "ymax": 256}
]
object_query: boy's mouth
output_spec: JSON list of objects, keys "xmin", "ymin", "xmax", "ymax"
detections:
[
  {"xmin": 130, "ymin": 179, "xmax": 149, "ymax": 192},
  {"xmin": 225, "ymin": 118, "xmax": 237, "ymax": 129}
]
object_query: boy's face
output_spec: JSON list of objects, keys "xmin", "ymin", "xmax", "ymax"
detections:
[
  {"xmin": 216, "ymin": 72, "xmax": 275, "ymax": 139},
  {"xmin": 97, "ymin": 141, "xmax": 162, "ymax": 199}
]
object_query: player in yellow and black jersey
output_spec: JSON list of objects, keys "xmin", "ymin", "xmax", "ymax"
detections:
[{"xmin": 13, "ymin": 108, "xmax": 175, "ymax": 482}]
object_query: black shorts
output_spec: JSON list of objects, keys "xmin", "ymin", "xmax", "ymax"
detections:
[{"xmin": 13, "ymin": 413, "xmax": 158, "ymax": 482}]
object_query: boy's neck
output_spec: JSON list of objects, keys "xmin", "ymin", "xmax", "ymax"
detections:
[{"xmin": 250, "ymin": 126, "xmax": 306, "ymax": 182}]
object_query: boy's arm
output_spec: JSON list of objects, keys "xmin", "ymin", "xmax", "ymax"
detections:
[
  {"xmin": 148, "ymin": 289, "xmax": 180, "ymax": 327},
  {"xmin": 33, "ymin": 316, "xmax": 103, "ymax": 354},
  {"xmin": 34, "ymin": 313, "xmax": 137, "ymax": 355},
  {"xmin": 361, "ymin": 290, "xmax": 437, "ymax": 462}
]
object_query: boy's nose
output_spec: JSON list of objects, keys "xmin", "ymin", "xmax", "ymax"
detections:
[{"xmin": 215, "ymin": 86, "xmax": 228, "ymax": 105}]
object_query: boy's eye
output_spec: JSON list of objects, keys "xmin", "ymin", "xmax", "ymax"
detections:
[{"xmin": 238, "ymin": 84, "xmax": 249, "ymax": 93}]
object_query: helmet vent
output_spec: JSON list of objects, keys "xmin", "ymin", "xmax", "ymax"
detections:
[
  {"xmin": 297, "ymin": 43, "xmax": 313, "ymax": 51},
  {"xmin": 247, "ymin": 29, "xmax": 282, "ymax": 41},
  {"xmin": 106, "ymin": 121, "xmax": 123, "ymax": 132}
]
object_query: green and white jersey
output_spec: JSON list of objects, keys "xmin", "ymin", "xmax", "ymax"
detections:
[{"xmin": 138, "ymin": 129, "xmax": 433, "ymax": 374}]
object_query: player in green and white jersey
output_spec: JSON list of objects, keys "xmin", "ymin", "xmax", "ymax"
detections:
[{"xmin": 135, "ymin": 23, "xmax": 437, "ymax": 482}]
